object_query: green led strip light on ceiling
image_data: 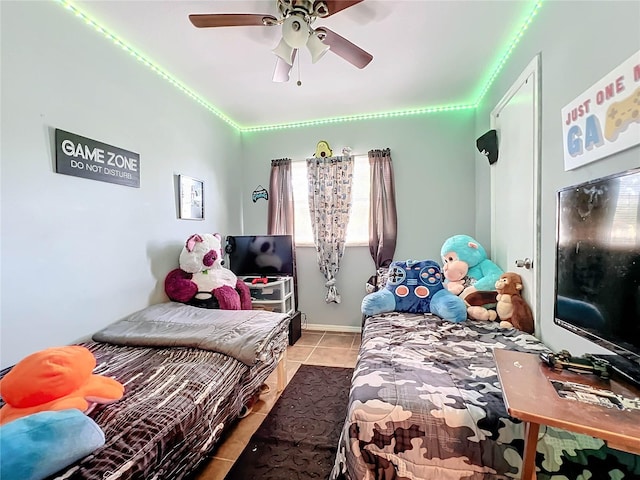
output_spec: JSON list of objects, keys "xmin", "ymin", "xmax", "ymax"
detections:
[
  {"xmin": 57, "ymin": 0, "xmax": 543, "ymax": 133},
  {"xmin": 56, "ymin": 0, "xmax": 241, "ymax": 131},
  {"xmin": 245, "ymin": 103, "xmax": 477, "ymax": 132},
  {"xmin": 472, "ymin": 0, "xmax": 543, "ymax": 104}
]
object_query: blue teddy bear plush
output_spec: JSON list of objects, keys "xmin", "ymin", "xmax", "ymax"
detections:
[{"xmin": 361, "ymin": 259, "xmax": 467, "ymax": 323}]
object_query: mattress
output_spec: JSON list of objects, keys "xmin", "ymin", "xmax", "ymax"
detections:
[{"xmin": 331, "ymin": 312, "xmax": 640, "ymax": 480}]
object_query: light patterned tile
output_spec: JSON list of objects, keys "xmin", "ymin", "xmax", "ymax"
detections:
[
  {"xmin": 212, "ymin": 412, "xmax": 266, "ymax": 461},
  {"xmin": 286, "ymin": 361, "xmax": 301, "ymax": 383},
  {"xmin": 305, "ymin": 346, "xmax": 358, "ymax": 368},
  {"xmin": 195, "ymin": 457, "xmax": 234, "ymax": 480},
  {"xmin": 296, "ymin": 331, "xmax": 324, "ymax": 346},
  {"xmin": 286, "ymin": 344, "xmax": 314, "ymax": 361},
  {"xmin": 318, "ymin": 333, "xmax": 355, "ymax": 348}
]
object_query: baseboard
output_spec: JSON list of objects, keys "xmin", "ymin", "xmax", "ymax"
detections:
[{"xmin": 304, "ymin": 323, "xmax": 361, "ymax": 333}]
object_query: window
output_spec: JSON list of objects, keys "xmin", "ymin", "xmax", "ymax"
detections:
[
  {"xmin": 611, "ymin": 173, "xmax": 639, "ymax": 246},
  {"xmin": 291, "ymin": 155, "xmax": 370, "ymax": 246}
]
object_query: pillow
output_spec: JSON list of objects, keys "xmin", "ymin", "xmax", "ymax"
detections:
[
  {"xmin": 0, "ymin": 409, "xmax": 105, "ymax": 480},
  {"xmin": 362, "ymin": 259, "xmax": 467, "ymax": 322}
]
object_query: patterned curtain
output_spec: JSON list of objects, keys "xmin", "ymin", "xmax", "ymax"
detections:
[
  {"xmin": 307, "ymin": 155, "xmax": 354, "ymax": 303},
  {"xmin": 267, "ymin": 158, "xmax": 294, "ymax": 235},
  {"xmin": 368, "ymin": 148, "xmax": 397, "ymax": 269}
]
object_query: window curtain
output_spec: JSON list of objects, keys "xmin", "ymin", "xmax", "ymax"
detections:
[
  {"xmin": 267, "ymin": 158, "xmax": 294, "ymax": 235},
  {"xmin": 307, "ymin": 155, "xmax": 354, "ymax": 303},
  {"xmin": 368, "ymin": 148, "xmax": 397, "ymax": 269},
  {"xmin": 268, "ymin": 158, "xmax": 299, "ymax": 311}
]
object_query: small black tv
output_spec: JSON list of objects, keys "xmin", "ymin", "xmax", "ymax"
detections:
[
  {"xmin": 554, "ymin": 167, "xmax": 640, "ymax": 381},
  {"xmin": 226, "ymin": 235, "xmax": 295, "ymax": 277}
]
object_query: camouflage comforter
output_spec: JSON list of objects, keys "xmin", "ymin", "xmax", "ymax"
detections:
[{"xmin": 331, "ymin": 312, "xmax": 640, "ymax": 480}]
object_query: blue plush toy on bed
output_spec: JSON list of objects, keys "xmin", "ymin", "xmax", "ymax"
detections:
[
  {"xmin": 361, "ymin": 259, "xmax": 467, "ymax": 322},
  {"xmin": 0, "ymin": 409, "xmax": 105, "ymax": 480}
]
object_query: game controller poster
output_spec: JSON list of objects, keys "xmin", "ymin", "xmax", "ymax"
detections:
[
  {"xmin": 561, "ymin": 49, "xmax": 640, "ymax": 171},
  {"xmin": 252, "ymin": 185, "xmax": 269, "ymax": 203}
]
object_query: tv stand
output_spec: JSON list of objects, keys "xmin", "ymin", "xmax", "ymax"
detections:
[
  {"xmin": 241, "ymin": 276, "xmax": 301, "ymax": 345},
  {"xmin": 289, "ymin": 310, "xmax": 302, "ymax": 345},
  {"xmin": 241, "ymin": 276, "xmax": 295, "ymax": 316}
]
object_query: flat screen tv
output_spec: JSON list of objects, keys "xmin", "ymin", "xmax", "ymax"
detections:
[
  {"xmin": 554, "ymin": 167, "xmax": 640, "ymax": 380},
  {"xmin": 226, "ymin": 235, "xmax": 295, "ymax": 278}
]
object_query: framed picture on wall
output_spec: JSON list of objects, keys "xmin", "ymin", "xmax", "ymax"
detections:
[{"xmin": 178, "ymin": 175, "xmax": 204, "ymax": 220}]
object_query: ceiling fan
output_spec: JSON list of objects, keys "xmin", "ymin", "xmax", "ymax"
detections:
[{"xmin": 189, "ymin": 0, "xmax": 373, "ymax": 82}]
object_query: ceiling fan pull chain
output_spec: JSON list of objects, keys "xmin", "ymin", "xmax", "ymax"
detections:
[{"xmin": 297, "ymin": 53, "xmax": 302, "ymax": 86}]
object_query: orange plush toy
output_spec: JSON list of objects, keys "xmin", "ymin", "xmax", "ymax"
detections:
[{"xmin": 0, "ymin": 346, "xmax": 124, "ymax": 425}]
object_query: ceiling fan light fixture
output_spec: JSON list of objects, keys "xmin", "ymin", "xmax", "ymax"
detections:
[
  {"xmin": 281, "ymin": 15, "xmax": 310, "ymax": 48},
  {"xmin": 272, "ymin": 37, "xmax": 296, "ymax": 66},
  {"xmin": 307, "ymin": 32, "xmax": 330, "ymax": 63},
  {"xmin": 273, "ymin": 51, "xmax": 296, "ymax": 83}
]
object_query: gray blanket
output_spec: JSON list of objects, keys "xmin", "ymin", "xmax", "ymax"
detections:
[{"xmin": 92, "ymin": 302, "xmax": 290, "ymax": 365}]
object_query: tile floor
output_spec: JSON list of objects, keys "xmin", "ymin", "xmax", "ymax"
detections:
[{"xmin": 194, "ymin": 330, "xmax": 361, "ymax": 480}]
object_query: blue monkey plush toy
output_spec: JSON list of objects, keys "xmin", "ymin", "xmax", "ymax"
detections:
[
  {"xmin": 440, "ymin": 234, "xmax": 504, "ymax": 293},
  {"xmin": 361, "ymin": 259, "xmax": 467, "ymax": 323}
]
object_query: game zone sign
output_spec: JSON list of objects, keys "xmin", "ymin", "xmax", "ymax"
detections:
[{"xmin": 55, "ymin": 129, "xmax": 140, "ymax": 187}]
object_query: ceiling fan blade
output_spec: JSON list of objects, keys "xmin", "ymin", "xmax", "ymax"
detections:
[
  {"xmin": 322, "ymin": 0, "xmax": 365, "ymax": 17},
  {"xmin": 189, "ymin": 13, "xmax": 277, "ymax": 28},
  {"xmin": 273, "ymin": 50, "xmax": 297, "ymax": 82},
  {"xmin": 315, "ymin": 27, "xmax": 373, "ymax": 69}
]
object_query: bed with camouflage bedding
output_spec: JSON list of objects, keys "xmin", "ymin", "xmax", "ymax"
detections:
[{"xmin": 331, "ymin": 312, "xmax": 640, "ymax": 480}]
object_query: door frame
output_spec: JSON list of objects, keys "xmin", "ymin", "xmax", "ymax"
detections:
[{"xmin": 489, "ymin": 54, "xmax": 541, "ymax": 327}]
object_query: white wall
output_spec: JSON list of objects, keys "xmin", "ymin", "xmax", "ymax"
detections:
[
  {"xmin": 0, "ymin": 1, "xmax": 243, "ymax": 367},
  {"xmin": 240, "ymin": 112, "xmax": 476, "ymax": 329},
  {"xmin": 475, "ymin": 1, "xmax": 640, "ymax": 355}
]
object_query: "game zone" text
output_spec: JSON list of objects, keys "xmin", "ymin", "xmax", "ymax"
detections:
[{"xmin": 61, "ymin": 139, "xmax": 138, "ymax": 172}]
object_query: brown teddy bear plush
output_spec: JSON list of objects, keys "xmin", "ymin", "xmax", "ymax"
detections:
[
  {"xmin": 465, "ymin": 290, "xmax": 499, "ymax": 321},
  {"xmin": 495, "ymin": 272, "xmax": 534, "ymax": 333}
]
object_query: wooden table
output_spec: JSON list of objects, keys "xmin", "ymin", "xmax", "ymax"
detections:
[{"xmin": 493, "ymin": 349, "xmax": 640, "ymax": 479}]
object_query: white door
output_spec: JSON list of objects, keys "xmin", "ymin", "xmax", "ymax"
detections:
[{"xmin": 490, "ymin": 55, "xmax": 540, "ymax": 325}]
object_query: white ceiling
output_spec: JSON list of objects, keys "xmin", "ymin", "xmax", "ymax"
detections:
[{"xmin": 71, "ymin": 0, "xmax": 539, "ymax": 129}]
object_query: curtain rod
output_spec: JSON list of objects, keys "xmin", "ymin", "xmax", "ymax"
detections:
[{"xmin": 289, "ymin": 152, "xmax": 368, "ymax": 163}]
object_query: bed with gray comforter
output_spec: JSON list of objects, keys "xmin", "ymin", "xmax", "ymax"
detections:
[
  {"xmin": 3, "ymin": 303, "xmax": 290, "ymax": 480},
  {"xmin": 331, "ymin": 312, "xmax": 640, "ymax": 480}
]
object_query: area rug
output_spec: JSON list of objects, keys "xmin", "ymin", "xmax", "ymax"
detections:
[{"xmin": 224, "ymin": 364, "xmax": 353, "ymax": 480}]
